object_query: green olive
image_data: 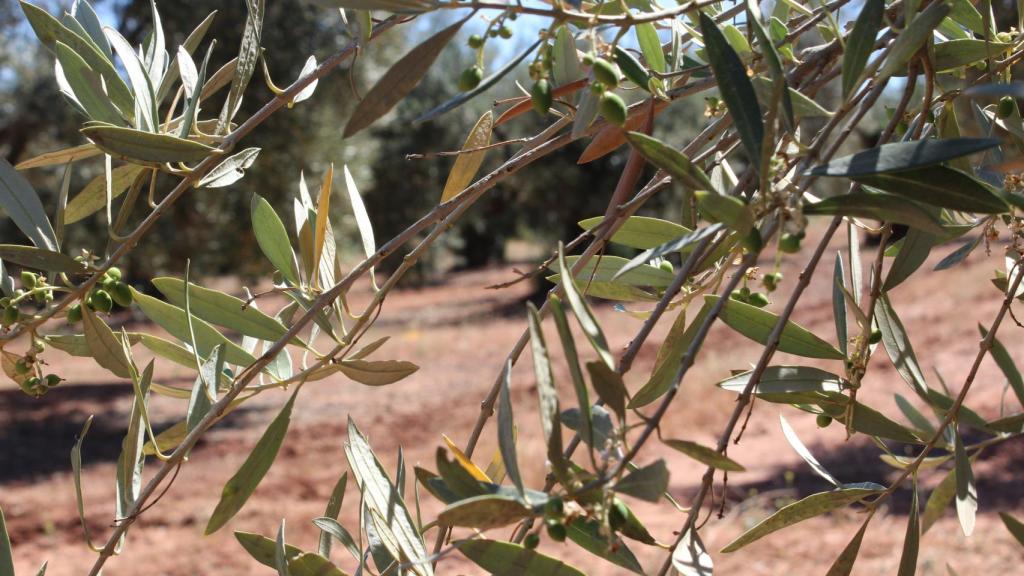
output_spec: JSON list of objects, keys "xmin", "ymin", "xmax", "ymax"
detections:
[
  {"xmin": 3, "ymin": 305, "xmax": 19, "ymax": 326},
  {"xmin": 20, "ymin": 271, "xmax": 37, "ymax": 289},
  {"xmin": 659, "ymin": 260, "xmax": 673, "ymax": 273},
  {"xmin": 544, "ymin": 497, "xmax": 564, "ymax": 518},
  {"xmin": 998, "ymin": 96, "xmax": 1016, "ymax": 119},
  {"xmin": 730, "ymin": 290, "xmax": 746, "ymax": 302},
  {"xmin": 868, "ymin": 329, "xmax": 883, "ymax": 345},
  {"xmin": 498, "ymin": 25, "xmax": 513, "ymax": 39},
  {"xmin": 44, "ymin": 374, "xmax": 62, "ymax": 388},
  {"xmin": 763, "ymin": 272, "xmax": 782, "ymax": 292},
  {"xmin": 598, "ymin": 92, "xmax": 627, "ymax": 126},
  {"xmin": 531, "ymin": 78, "xmax": 553, "ymax": 116},
  {"xmin": 467, "ymin": 34, "xmax": 484, "ymax": 49},
  {"xmin": 545, "ymin": 520, "xmax": 566, "ymax": 542},
  {"xmin": 458, "ymin": 66, "xmax": 484, "ymax": 92},
  {"xmin": 90, "ymin": 289, "xmax": 114, "ymax": 313},
  {"xmin": 779, "ymin": 233, "xmax": 801, "ymax": 253},
  {"xmin": 523, "ymin": 533, "xmax": 540, "ymax": 549},
  {"xmin": 112, "ymin": 282, "xmax": 133, "ymax": 308},
  {"xmin": 67, "ymin": 304, "xmax": 82, "ymax": 323},
  {"xmin": 105, "ymin": 267, "xmax": 122, "ymax": 282},
  {"xmin": 592, "ymin": 58, "xmax": 620, "ymax": 88},
  {"xmin": 816, "ymin": 414, "xmax": 833, "ymax": 428},
  {"xmin": 748, "ymin": 292, "xmax": 770, "ymax": 308}
]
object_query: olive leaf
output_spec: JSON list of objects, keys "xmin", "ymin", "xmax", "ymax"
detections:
[
  {"xmin": 841, "ymin": 0, "xmax": 884, "ymax": 96},
  {"xmin": 344, "ymin": 18, "xmax": 466, "ymax": 137},
  {"xmin": 440, "ymin": 110, "xmax": 492, "ymax": 203},
  {"xmin": 456, "ymin": 539, "xmax": 586, "ymax": 576}
]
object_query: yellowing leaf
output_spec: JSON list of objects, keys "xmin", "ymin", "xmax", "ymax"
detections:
[
  {"xmin": 442, "ymin": 434, "xmax": 491, "ymax": 482},
  {"xmin": 440, "ymin": 111, "xmax": 492, "ymax": 203},
  {"xmin": 313, "ymin": 164, "xmax": 333, "ymax": 287}
]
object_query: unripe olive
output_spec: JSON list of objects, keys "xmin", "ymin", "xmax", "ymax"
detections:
[
  {"xmin": 816, "ymin": 414, "xmax": 833, "ymax": 428},
  {"xmin": 90, "ymin": 289, "xmax": 113, "ymax": 313},
  {"xmin": 868, "ymin": 329, "xmax": 882, "ymax": 345},
  {"xmin": 44, "ymin": 374, "xmax": 62, "ymax": 388},
  {"xmin": 589, "ymin": 81, "xmax": 606, "ymax": 95},
  {"xmin": 488, "ymin": 28, "xmax": 498, "ymax": 38},
  {"xmin": 26, "ymin": 376, "xmax": 41, "ymax": 389},
  {"xmin": 659, "ymin": 260, "xmax": 673, "ymax": 273},
  {"xmin": 998, "ymin": 96, "xmax": 1016, "ymax": 119},
  {"xmin": 3, "ymin": 305, "xmax": 19, "ymax": 326},
  {"xmin": 458, "ymin": 66, "xmax": 483, "ymax": 92},
  {"xmin": 544, "ymin": 497, "xmax": 564, "ymax": 518},
  {"xmin": 43, "ymin": 291, "xmax": 53, "ymax": 304},
  {"xmin": 763, "ymin": 272, "xmax": 782, "ymax": 292},
  {"xmin": 105, "ymin": 267, "xmax": 122, "ymax": 282},
  {"xmin": 523, "ymin": 533, "xmax": 540, "ymax": 549},
  {"xmin": 739, "ymin": 286, "xmax": 751, "ymax": 299},
  {"xmin": 545, "ymin": 520, "xmax": 566, "ymax": 542},
  {"xmin": 112, "ymin": 282, "xmax": 133, "ymax": 308},
  {"xmin": 67, "ymin": 304, "xmax": 82, "ymax": 323},
  {"xmin": 730, "ymin": 290, "xmax": 746, "ymax": 302},
  {"xmin": 592, "ymin": 58, "xmax": 620, "ymax": 88},
  {"xmin": 748, "ymin": 292, "xmax": 770, "ymax": 308},
  {"xmin": 581, "ymin": 52, "xmax": 595, "ymax": 66},
  {"xmin": 467, "ymin": 34, "xmax": 484, "ymax": 49},
  {"xmin": 609, "ymin": 500, "xmax": 629, "ymax": 530},
  {"xmin": 779, "ymin": 232, "xmax": 801, "ymax": 253},
  {"xmin": 599, "ymin": 92, "xmax": 627, "ymax": 126},
  {"xmin": 498, "ymin": 25, "xmax": 513, "ymax": 39},
  {"xmin": 531, "ymin": 78, "xmax": 553, "ymax": 116},
  {"xmin": 20, "ymin": 271, "xmax": 37, "ymax": 289}
]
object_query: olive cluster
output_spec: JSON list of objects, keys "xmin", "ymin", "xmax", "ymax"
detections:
[
  {"xmin": 13, "ymin": 339, "xmax": 60, "ymax": 397},
  {"xmin": 521, "ymin": 495, "xmax": 631, "ymax": 549},
  {"xmin": 457, "ymin": 13, "xmax": 517, "ymax": 92},
  {"xmin": 66, "ymin": 267, "xmax": 132, "ymax": 323},
  {"xmin": 0, "ymin": 271, "xmax": 59, "ymax": 327},
  {"xmin": 582, "ymin": 55, "xmax": 628, "ymax": 126},
  {"xmin": 730, "ymin": 286, "xmax": 769, "ymax": 308}
]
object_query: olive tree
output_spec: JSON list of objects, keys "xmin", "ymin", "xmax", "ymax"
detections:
[{"xmin": 2, "ymin": 0, "xmax": 1024, "ymax": 574}]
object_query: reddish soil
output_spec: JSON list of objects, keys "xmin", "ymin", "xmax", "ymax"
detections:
[{"xmin": 2, "ymin": 225, "xmax": 1024, "ymax": 575}]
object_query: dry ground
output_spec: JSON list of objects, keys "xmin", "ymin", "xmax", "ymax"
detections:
[{"xmin": 2, "ymin": 225, "xmax": 1024, "ymax": 575}]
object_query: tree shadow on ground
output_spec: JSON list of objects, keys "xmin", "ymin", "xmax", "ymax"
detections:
[
  {"xmin": 0, "ymin": 381, "xmax": 262, "ymax": 483},
  {"xmin": 726, "ymin": 429, "xmax": 1024, "ymax": 516}
]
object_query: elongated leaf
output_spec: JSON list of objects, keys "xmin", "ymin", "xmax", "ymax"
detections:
[
  {"xmin": 314, "ymin": 516, "xmax": 360, "ymax": 561},
  {"xmin": 578, "ymin": 215, "xmax": 691, "ymax": 250},
  {"xmin": 198, "ymin": 148, "xmax": 260, "ymax": 188},
  {"xmin": 700, "ymin": 12, "xmax": 763, "ymax": 169},
  {"xmin": 551, "ymin": 255, "xmax": 674, "ymax": 289},
  {"xmin": 749, "ymin": 13, "xmax": 794, "ymax": 130},
  {"xmin": 344, "ymin": 18, "xmax": 465, "ymax": 137},
  {"xmin": 954, "ymin": 432, "xmax": 976, "ymax": 536},
  {"xmin": 841, "ymin": 0, "xmax": 884, "ymax": 97},
  {"xmin": 346, "ymin": 418, "xmax": 431, "ymax": 575},
  {"xmin": 803, "ymin": 191, "xmax": 945, "ymax": 235},
  {"xmin": 130, "ymin": 287, "xmax": 256, "ymax": 366},
  {"xmin": 625, "ymin": 133, "xmax": 715, "ymax": 193},
  {"xmin": 80, "ymin": 125, "xmax": 215, "ymax": 164},
  {"xmin": 858, "ymin": 164, "xmax": 1010, "ymax": 214},
  {"xmin": 934, "ymin": 39, "xmax": 1011, "ymax": 71},
  {"xmin": 438, "ymin": 494, "xmax": 532, "ymax": 530},
  {"xmin": 440, "ymin": 111, "xmax": 492, "ymax": 202},
  {"xmin": 878, "ymin": 2, "xmax": 951, "ymax": 79},
  {"xmin": 567, "ymin": 518, "xmax": 644, "ymax": 574},
  {"xmin": 556, "ymin": 245, "xmax": 613, "ymax": 367},
  {"xmin": 709, "ymin": 296, "xmax": 844, "ymax": 359},
  {"xmin": 695, "ymin": 191, "xmax": 754, "ymax": 237},
  {"xmin": 457, "ymin": 539, "xmax": 585, "ymax": 576},
  {"xmin": 898, "ymin": 483, "xmax": 920, "ymax": 576},
  {"xmin": 635, "ymin": 22, "xmax": 665, "ymax": 73},
  {"xmin": 65, "ymin": 163, "xmax": 145, "ymax": 224},
  {"xmin": 218, "ymin": 0, "xmax": 263, "ymax": 131},
  {"xmin": 234, "ymin": 531, "xmax": 346, "ymax": 576},
  {"xmin": 665, "ymin": 438, "xmax": 744, "ymax": 471},
  {"xmin": 809, "ymin": 139, "xmax": 1000, "ymax": 176},
  {"xmin": 527, "ymin": 303, "xmax": 560, "ymax": 452},
  {"xmin": 336, "ymin": 359, "xmax": 418, "ymax": 386},
  {"xmin": 0, "ymin": 159, "xmax": 58, "ymax": 250},
  {"xmin": 780, "ymin": 415, "xmax": 839, "ymax": 486},
  {"xmin": 498, "ymin": 360, "xmax": 524, "ymax": 496},
  {"xmin": 825, "ymin": 518, "xmax": 871, "ymax": 576},
  {"xmin": 999, "ymin": 512, "xmax": 1024, "ymax": 547},
  {"xmin": 0, "ymin": 245, "xmax": 86, "ymax": 273},
  {"xmin": 206, "ymin": 389, "xmax": 298, "ymax": 534},
  {"xmin": 833, "ymin": 254, "xmax": 848, "ymax": 355},
  {"xmin": 875, "ymin": 295, "xmax": 929, "ymax": 397},
  {"xmin": 618, "ymin": 224, "xmax": 725, "ymax": 279},
  {"xmin": 252, "ymin": 194, "xmax": 299, "ymax": 285},
  {"xmin": 153, "ymin": 277, "xmax": 288, "ymax": 341},
  {"xmin": 587, "ymin": 360, "xmax": 626, "ymax": 421},
  {"xmin": 82, "ymin": 305, "xmax": 132, "ymax": 378},
  {"xmin": 614, "ymin": 459, "xmax": 668, "ymax": 502},
  {"xmin": 15, "ymin": 143, "xmax": 101, "ymax": 170},
  {"xmin": 21, "ymin": 1, "xmax": 134, "ymax": 115},
  {"xmin": 54, "ymin": 41, "xmax": 126, "ymax": 125},
  {"xmin": 631, "ymin": 304, "xmax": 708, "ymax": 408},
  {"xmin": 979, "ymin": 324, "xmax": 1024, "ymax": 407},
  {"xmin": 104, "ymin": 27, "xmax": 156, "ymax": 131},
  {"xmin": 922, "ymin": 465, "xmax": 957, "ymax": 534},
  {"xmin": 885, "ymin": 228, "xmax": 936, "ymax": 291},
  {"xmin": 721, "ymin": 488, "xmax": 880, "ymax": 552},
  {"xmin": 672, "ymin": 528, "xmax": 713, "ymax": 576},
  {"xmin": 0, "ymin": 505, "xmax": 13, "ymax": 576}
]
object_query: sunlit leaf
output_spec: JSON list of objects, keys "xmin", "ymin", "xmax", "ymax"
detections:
[
  {"xmin": 456, "ymin": 539, "xmax": 585, "ymax": 576},
  {"xmin": 198, "ymin": 148, "xmax": 260, "ymax": 188},
  {"xmin": 664, "ymin": 438, "xmax": 744, "ymax": 472},
  {"xmin": 440, "ymin": 111, "xmax": 492, "ymax": 203},
  {"xmin": 613, "ymin": 459, "xmax": 668, "ymax": 503},
  {"xmin": 81, "ymin": 125, "xmax": 215, "ymax": 165},
  {"xmin": 0, "ymin": 245, "xmax": 86, "ymax": 273},
  {"xmin": 954, "ymin": 432, "xmax": 976, "ymax": 536},
  {"xmin": 710, "ymin": 296, "xmax": 844, "ymax": 359},
  {"xmin": 336, "ymin": 359, "xmax": 418, "ymax": 386}
]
